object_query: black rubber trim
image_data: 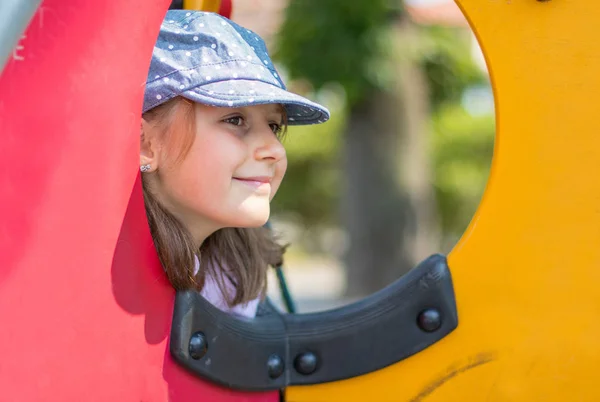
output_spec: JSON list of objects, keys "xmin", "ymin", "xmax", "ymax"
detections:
[
  {"xmin": 170, "ymin": 254, "xmax": 458, "ymax": 391},
  {"xmin": 169, "ymin": 0, "xmax": 184, "ymax": 9}
]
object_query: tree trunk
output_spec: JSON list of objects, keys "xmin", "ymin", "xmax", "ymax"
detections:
[{"xmin": 342, "ymin": 18, "xmax": 439, "ymax": 298}]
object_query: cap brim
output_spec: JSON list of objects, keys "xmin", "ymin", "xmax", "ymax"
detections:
[{"xmin": 182, "ymin": 80, "xmax": 330, "ymax": 126}]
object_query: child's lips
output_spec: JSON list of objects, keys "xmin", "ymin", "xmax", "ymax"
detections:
[
  {"xmin": 233, "ymin": 176, "xmax": 272, "ymax": 191},
  {"xmin": 233, "ymin": 176, "xmax": 272, "ymax": 183}
]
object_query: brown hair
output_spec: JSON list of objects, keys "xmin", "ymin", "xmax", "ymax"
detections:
[{"xmin": 141, "ymin": 97, "xmax": 286, "ymax": 307}]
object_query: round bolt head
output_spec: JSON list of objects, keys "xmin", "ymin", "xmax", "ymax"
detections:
[
  {"xmin": 189, "ymin": 332, "xmax": 208, "ymax": 360},
  {"xmin": 417, "ymin": 308, "xmax": 442, "ymax": 332},
  {"xmin": 294, "ymin": 352, "xmax": 318, "ymax": 375},
  {"xmin": 267, "ymin": 354, "xmax": 284, "ymax": 379}
]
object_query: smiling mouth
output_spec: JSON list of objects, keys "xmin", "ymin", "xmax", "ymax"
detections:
[{"xmin": 232, "ymin": 177, "xmax": 272, "ymax": 191}]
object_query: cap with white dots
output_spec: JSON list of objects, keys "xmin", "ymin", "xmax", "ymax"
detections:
[{"xmin": 142, "ymin": 10, "xmax": 329, "ymax": 126}]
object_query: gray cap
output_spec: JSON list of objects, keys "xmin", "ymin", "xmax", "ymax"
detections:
[{"xmin": 143, "ymin": 10, "xmax": 330, "ymax": 126}]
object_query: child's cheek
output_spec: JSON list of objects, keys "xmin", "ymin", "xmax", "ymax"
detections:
[
  {"xmin": 270, "ymin": 158, "xmax": 288, "ymax": 201},
  {"xmin": 193, "ymin": 135, "xmax": 244, "ymax": 193}
]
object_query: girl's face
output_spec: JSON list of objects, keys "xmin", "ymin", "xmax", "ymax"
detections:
[{"xmin": 142, "ymin": 101, "xmax": 287, "ymax": 243}]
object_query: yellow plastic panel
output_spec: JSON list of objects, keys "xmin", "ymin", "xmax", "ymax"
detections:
[
  {"xmin": 287, "ymin": 0, "xmax": 600, "ymax": 400},
  {"xmin": 183, "ymin": 0, "xmax": 221, "ymax": 12}
]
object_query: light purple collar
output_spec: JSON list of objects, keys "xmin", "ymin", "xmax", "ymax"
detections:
[{"xmin": 194, "ymin": 255, "xmax": 259, "ymax": 319}]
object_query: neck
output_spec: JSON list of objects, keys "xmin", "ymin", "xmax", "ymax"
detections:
[
  {"xmin": 167, "ymin": 207, "xmax": 221, "ymax": 249},
  {"xmin": 187, "ymin": 222, "xmax": 218, "ymax": 249}
]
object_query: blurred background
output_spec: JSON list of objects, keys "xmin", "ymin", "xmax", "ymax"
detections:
[{"xmin": 233, "ymin": 0, "xmax": 495, "ymax": 312}]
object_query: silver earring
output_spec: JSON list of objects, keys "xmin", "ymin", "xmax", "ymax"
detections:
[{"xmin": 140, "ymin": 164, "xmax": 152, "ymax": 173}]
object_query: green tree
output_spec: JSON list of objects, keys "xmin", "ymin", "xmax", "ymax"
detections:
[{"xmin": 274, "ymin": 1, "xmax": 493, "ymax": 296}]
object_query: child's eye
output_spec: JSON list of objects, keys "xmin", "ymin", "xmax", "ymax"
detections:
[
  {"xmin": 269, "ymin": 123, "xmax": 283, "ymax": 135},
  {"xmin": 223, "ymin": 116, "xmax": 245, "ymax": 127}
]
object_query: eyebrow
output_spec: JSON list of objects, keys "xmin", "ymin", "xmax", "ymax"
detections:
[
  {"xmin": 271, "ymin": 104, "xmax": 286, "ymax": 122},
  {"xmin": 225, "ymin": 105, "xmax": 285, "ymax": 123},
  {"xmin": 253, "ymin": 104, "xmax": 284, "ymax": 116},
  {"xmin": 243, "ymin": 105, "xmax": 285, "ymax": 117}
]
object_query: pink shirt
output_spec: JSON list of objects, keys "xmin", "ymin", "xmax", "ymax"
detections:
[{"xmin": 194, "ymin": 256, "xmax": 259, "ymax": 319}]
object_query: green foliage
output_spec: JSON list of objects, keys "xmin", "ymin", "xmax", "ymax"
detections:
[
  {"xmin": 431, "ymin": 102, "xmax": 495, "ymax": 247},
  {"xmin": 271, "ymin": 106, "xmax": 346, "ymax": 226},
  {"xmin": 418, "ymin": 26, "xmax": 487, "ymax": 109},
  {"xmin": 418, "ymin": 26, "xmax": 494, "ymax": 246},
  {"xmin": 275, "ymin": 0, "xmax": 399, "ymax": 106},
  {"xmin": 275, "ymin": 4, "xmax": 495, "ymax": 247}
]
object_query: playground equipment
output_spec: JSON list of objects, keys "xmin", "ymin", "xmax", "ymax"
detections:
[{"xmin": 2, "ymin": 0, "xmax": 600, "ymax": 401}]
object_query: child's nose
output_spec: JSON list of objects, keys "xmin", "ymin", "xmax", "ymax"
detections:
[{"xmin": 253, "ymin": 128, "xmax": 286, "ymax": 163}]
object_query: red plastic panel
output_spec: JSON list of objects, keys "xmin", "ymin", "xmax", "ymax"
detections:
[
  {"xmin": 0, "ymin": 1, "xmax": 277, "ymax": 401},
  {"xmin": 219, "ymin": 0, "xmax": 233, "ymax": 18}
]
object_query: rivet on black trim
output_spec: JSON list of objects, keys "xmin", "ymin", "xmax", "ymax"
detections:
[
  {"xmin": 417, "ymin": 308, "xmax": 442, "ymax": 332},
  {"xmin": 294, "ymin": 352, "xmax": 318, "ymax": 375},
  {"xmin": 267, "ymin": 355, "xmax": 285, "ymax": 379},
  {"xmin": 189, "ymin": 332, "xmax": 208, "ymax": 360}
]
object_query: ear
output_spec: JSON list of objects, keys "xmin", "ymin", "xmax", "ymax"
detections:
[{"xmin": 140, "ymin": 118, "xmax": 159, "ymax": 171}]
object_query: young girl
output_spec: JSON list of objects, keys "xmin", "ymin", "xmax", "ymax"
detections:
[{"xmin": 140, "ymin": 10, "xmax": 329, "ymax": 318}]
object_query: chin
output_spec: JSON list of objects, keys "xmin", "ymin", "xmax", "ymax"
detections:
[
  {"xmin": 228, "ymin": 204, "xmax": 270, "ymax": 228},
  {"xmin": 230, "ymin": 215, "xmax": 269, "ymax": 228}
]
